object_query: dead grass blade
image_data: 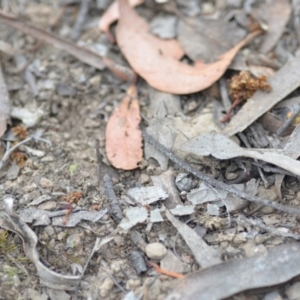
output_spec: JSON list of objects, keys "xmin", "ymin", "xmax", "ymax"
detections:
[
  {"xmin": 105, "ymin": 85, "xmax": 142, "ymax": 170},
  {"xmin": 98, "ymin": 0, "xmax": 144, "ymax": 42},
  {"xmin": 0, "ymin": 11, "xmax": 136, "ymax": 82},
  {"xmin": 0, "ymin": 63, "xmax": 10, "ymax": 138}
]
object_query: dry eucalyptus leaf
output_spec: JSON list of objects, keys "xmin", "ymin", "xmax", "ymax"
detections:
[
  {"xmin": 166, "ymin": 210, "xmax": 221, "ymax": 268},
  {"xmin": 116, "ymin": 0, "xmax": 260, "ymax": 94},
  {"xmin": 0, "ymin": 198, "xmax": 81, "ymax": 290},
  {"xmin": 116, "ymin": 0, "xmax": 184, "ymax": 61},
  {"xmin": 166, "ymin": 243, "xmax": 300, "ymax": 300},
  {"xmin": 182, "ymin": 131, "xmax": 300, "ymax": 176},
  {"xmin": 105, "ymin": 85, "xmax": 142, "ymax": 170},
  {"xmin": 98, "ymin": 0, "xmax": 144, "ymax": 41},
  {"xmin": 222, "ymin": 56, "xmax": 300, "ymax": 136}
]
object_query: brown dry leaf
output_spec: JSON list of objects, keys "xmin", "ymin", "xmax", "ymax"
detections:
[
  {"xmin": 0, "ymin": 63, "xmax": 10, "ymax": 138},
  {"xmin": 115, "ymin": 0, "xmax": 184, "ymax": 61},
  {"xmin": 116, "ymin": 0, "xmax": 261, "ymax": 94},
  {"xmin": 98, "ymin": 0, "xmax": 144, "ymax": 42},
  {"xmin": 0, "ymin": 11, "xmax": 136, "ymax": 83},
  {"xmin": 106, "ymin": 85, "xmax": 142, "ymax": 170}
]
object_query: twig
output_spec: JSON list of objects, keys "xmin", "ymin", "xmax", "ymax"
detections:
[
  {"xmin": 70, "ymin": 0, "xmax": 90, "ymax": 41},
  {"xmin": 95, "ymin": 140, "xmax": 123, "ymax": 223},
  {"xmin": 142, "ymin": 131, "xmax": 300, "ymax": 216},
  {"xmin": 237, "ymin": 214, "xmax": 300, "ymax": 240},
  {"xmin": 219, "ymin": 78, "xmax": 232, "ymax": 112},
  {"xmin": 277, "ymin": 104, "xmax": 300, "ymax": 137},
  {"xmin": 103, "ymin": 174, "xmax": 124, "ymax": 224},
  {"xmin": 147, "ymin": 261, "xmax": 184, "ymax": 279}
]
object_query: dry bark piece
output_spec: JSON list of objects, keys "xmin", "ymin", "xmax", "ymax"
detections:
[
  {"xmin": 0, "ymin": 11, "xmax": 136, "ymax": 83},
  {"xmin": 222, "ymin": 56, "xmax": 300, "ymax": 137},
  {"xmin": 104, "ymin": 173, "xmax": 123, "ymax": 223},
  {"xmin": 259, "ymin": 0, "xmax": 291, "ymax": 53},
  {"xmin": 98, "ymin": 0, "xmax": 144, "ymax": 42},
  {"xmin": 166, "ymin": 243, "xmax": 300, "ymax": 300},
  {"xmin": 0, "ymin": 63, "xmax": 10, "ymax": 138},
  {"xmin": 116, "ymin": 0, "xmax": 260, "ymax": 94},
  {"xmin": 105, "ymin": 85, "xmax": 142, "ymax": 170},
  {"xmin": 258, "ymin": 112, "xmax": 295, "ymax": 136}
]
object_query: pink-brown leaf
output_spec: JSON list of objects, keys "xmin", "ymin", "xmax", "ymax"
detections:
[
  {"xmin": 106, "ymin": 85, "xmax": 142, "ymax": 170},
  {"xmin": 98, "ymin": 0, "xmax": 144, "ymax": 42},
  {"xmin": 116, "ymin": 0, "xmax": 261, "ymax": 94}
]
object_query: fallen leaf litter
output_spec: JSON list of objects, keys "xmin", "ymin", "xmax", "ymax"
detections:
[{"xmin": 1, "ymin": 1, "xmax": 300, "ymax": 299}]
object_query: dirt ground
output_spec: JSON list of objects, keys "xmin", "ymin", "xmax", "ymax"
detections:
[{"xmin": 1, "ymin": 0, "xmax": 300, "ymax": 300}]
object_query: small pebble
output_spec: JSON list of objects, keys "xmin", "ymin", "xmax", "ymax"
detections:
[
  {"xmin": 145, "ymin": 243, "xmax": 167, "ymax": 260},
  {"xmin": 139, "ymin": 173, "xmax": 150, "ymax": 184},
  {"xmin": 126, "ymin": 279, "xmax": 141, "ymax": 290},
  {"xmin": 114, "ymin": 235, "xmax": 125, "ymax": 247},
  {"xmin": 40, "ymin": 177, "xmax": 54, "ymax": 188},
  {"xmin": 225, "ymin": 172, "xmax": 238, "ymax": 181}
]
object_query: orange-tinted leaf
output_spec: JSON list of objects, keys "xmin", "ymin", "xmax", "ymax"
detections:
[
  {"xmin": 98, "ymin": 0, "xmax": 144, "ymax": 42},
  {"xmin": 106, "ymin": 85, "xmax": 142, "ymax": 170},
  {"xmin": 116, "ymin": 0, "xmax": 261, "ymax": 94},
  {"xmin": 103, "ymin": 0, "xmax": 184, "ymax": 60}
]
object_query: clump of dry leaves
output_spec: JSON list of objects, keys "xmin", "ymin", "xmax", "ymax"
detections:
[
  {"xmin": 230, "ymin": 71, "xmax": 272, "ymax": 102},
  {"xmin": 63, "ymin": 191, "xmax": 84, "ymax": 204},
  {"xmin": 221, "ymin": 71, "xmax": 272, "ymax": 122}
]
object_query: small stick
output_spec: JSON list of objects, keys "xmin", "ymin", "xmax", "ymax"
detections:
[
  {"xmin": 103, "ymin": 173, "xmax": 123, "ymax": 224},
  {"xmin": 95, "ymin": 140, "xmax": 123, "ymax": 223},
  {"xmin": 70, "ymin": 0, "xmax": 90, "ymax": 41},
  {"xmin": 277, "ymin": 104, "xmax": 300, "ymax": 137},
  {"xmin": 147, "ymin": 261, "xmax": 184, "ymax": 279},
  {"xmin": 237, "ymin": 215, "xmax": 300, "ymax": 240},
  {"xmin": 142, "ymin": 131, "xmax": 300, "ymax": 216}
]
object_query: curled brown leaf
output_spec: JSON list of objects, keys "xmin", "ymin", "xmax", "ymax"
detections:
[
  {"xmin": 98, "ymin": 0, "xmax": 144, "ymax": 42},
  {"xmin": 116, "ymin": 0, "xmax": 261, "ymax": 94}
]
